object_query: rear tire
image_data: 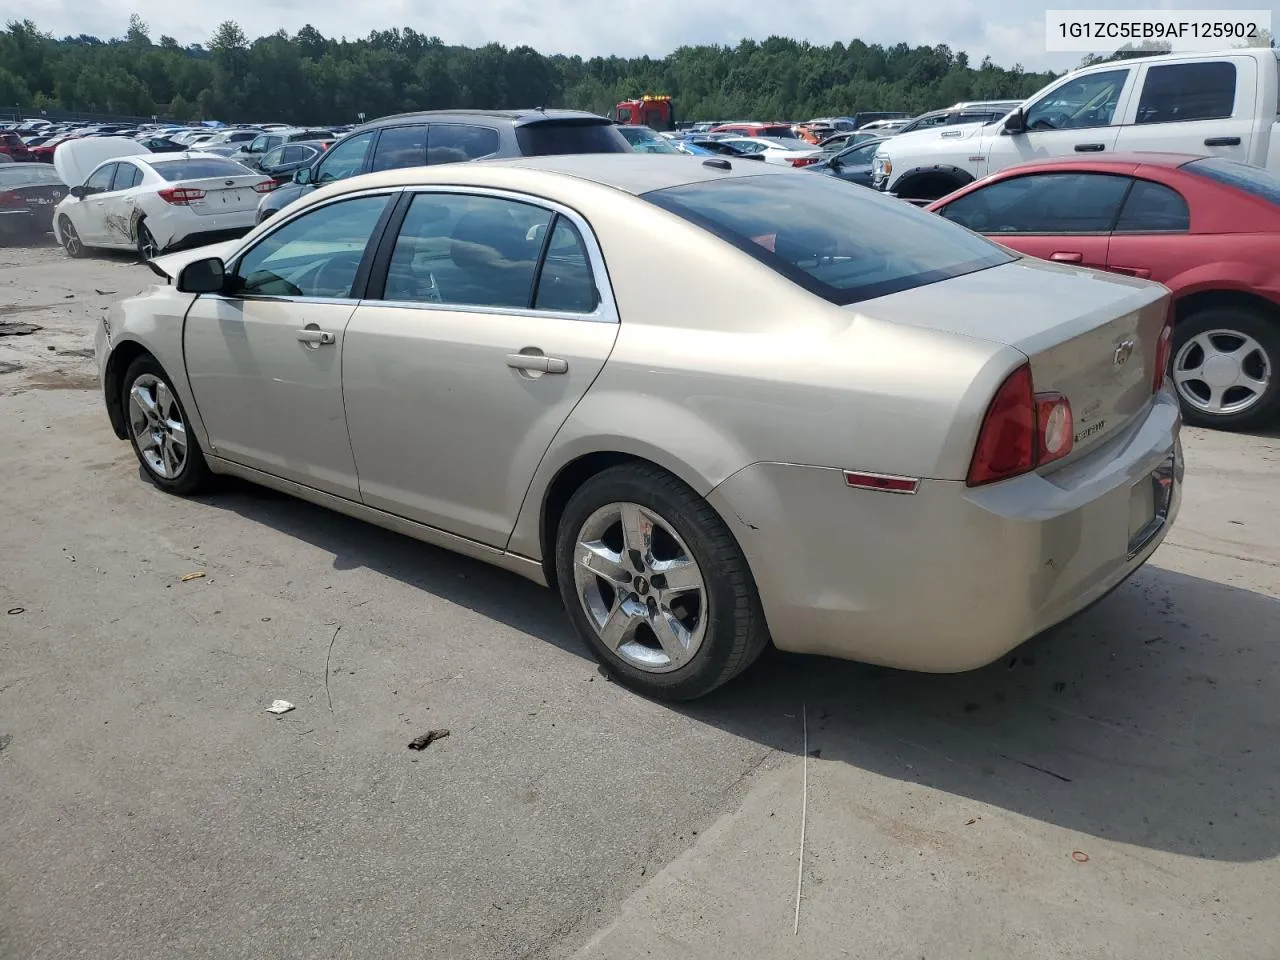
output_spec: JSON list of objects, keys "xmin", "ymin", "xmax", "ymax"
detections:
[
  {"xmin": 122, "ymin": 354, "xmax": 212, "ymax": 496},
  {"xmin": 1171, "ymin": 307, "xmax": 1280, "ymax": 430},
  {"xmin": 555, "ymin": 463, "xmax": 770, "ymax": 701},
  {"xmin": 136, "ymin": 221, "xmax": 159, "ymax": 261}
]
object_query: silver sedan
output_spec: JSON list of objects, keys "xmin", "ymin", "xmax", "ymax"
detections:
[{"xmin": 95, "ymin": 155, "xmax": 1182, "ymax": 700}]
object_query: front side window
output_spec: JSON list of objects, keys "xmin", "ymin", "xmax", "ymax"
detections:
[
  {"xmin": 371, "ymin": 125, "xmax": 428, "ymax": 172},
  {"xmin": 646, "ymin": 173, "xmax": 1013, "ymax": 305},
  {"xmin": 938, "ymin": 172, "xmax": 1130, "ymax": 234},
  {"xmin": 315, "ymin": 131, "xmax": 374, "ymax": 185},
  {"xmin": 834, "ymin": 140, "xmax": 883, "ymax": 165},
  {"xmin": 248, "ymin": 135, "xmax": 270, "ymax": 153},
  {"xmin": 83, "ymin": 163, "xmax": 117, "ymax": 194},
  {"xmin": 381, "ymin": 193, "xmax": 551, "ymax": 308},
  {"xmin": 232, "ymin": 195, "xmax": 389, "ymax": 299},
  {"xmin": 1113, "ymin": 179, "xmax": 1190, "ymax": 232},
  {"xmin": 1136, "ymin": 62, "xmax": 1236, "ymax": 124},
  {"xmin": 428, "ymin": 124, "xmax": 501, "ymax": 164},
  {"xmin": 1025, "ymin": 69, "xmax": 1130, "ymax": 131}
]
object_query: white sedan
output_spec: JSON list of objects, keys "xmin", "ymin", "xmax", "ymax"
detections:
[
  {"xmin": 715, "ymin": 136, "xmax": 824, "ymax": 167},
  {"xmin": 52, "ymin": 138, "xmax": 275, "ymax": 260}
]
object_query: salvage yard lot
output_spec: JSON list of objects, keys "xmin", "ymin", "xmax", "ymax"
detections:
[{"xmin": 2, "ymin": 246, "xmax": 1280, "ymax": 959}]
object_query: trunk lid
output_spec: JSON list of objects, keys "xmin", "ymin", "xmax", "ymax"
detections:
[
  {"xmin": 856, "ymin": 256, "xmax": 1169, "ymax": 460},
  {"xmin": 173, "ymin": 174, "xmax": 269, "ymax": 216}
]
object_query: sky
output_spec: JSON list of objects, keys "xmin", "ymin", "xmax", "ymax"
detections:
[{"xmin": 4, "ymin": 0, "xmax": 1265, "ymax": 72}]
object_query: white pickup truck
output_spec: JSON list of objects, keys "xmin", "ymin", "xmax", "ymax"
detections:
[{"xmin": 872, "ymin": 48, "xmax": 1280, "ymax": 203}]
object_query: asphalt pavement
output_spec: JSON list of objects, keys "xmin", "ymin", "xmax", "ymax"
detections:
[{"xmin": 2, "ymin": 244, "xmax": 1278, "ymax": 959}]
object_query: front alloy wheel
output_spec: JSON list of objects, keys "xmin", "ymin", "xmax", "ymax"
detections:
[
  {"xmin": 60, "ymin": 216, "xmax": 84, "ymax": 258},
  {"xmin": 121, "ymin": 355, "xmax": 212, "ymax": 495}
]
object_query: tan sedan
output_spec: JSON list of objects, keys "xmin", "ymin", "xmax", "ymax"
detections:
[{"xmin": 95, "ymin": 155, "xmax": 1182, "ymax": 700}]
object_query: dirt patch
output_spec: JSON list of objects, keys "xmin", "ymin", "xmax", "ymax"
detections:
[
  {"xmin": 0, "ymin": 306, "xmax": 56, "ymax": 319},
  {"xmin": 26, "ymin": 370, "xmax": 100, "ymax": 391},
  {"xmin": 0, "ymin": 361, "xmax": 22, "ymax": 375},
  {"xmin": 0, "ymin": 321, "xmax": 43, "ymax": 336}
]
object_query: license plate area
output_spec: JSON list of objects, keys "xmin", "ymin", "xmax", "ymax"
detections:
[{"xmin": 1127, "ymin": 453, "xmax": 1176, "ymax": 559}]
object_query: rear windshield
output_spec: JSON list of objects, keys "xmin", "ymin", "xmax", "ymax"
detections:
[
  {"xmin": 1183, "ymin": 156, "xmax": 1280, "ymax": 206},
  {"xmin": 757, "ymin": 125, "xmax": 796, "ymax": 138},
  {"xmin": 0, "ymin": 165, "xmax": 63, "ymax": 186},
  {"xmin": 150, "ymin": 158, "xmax": 256, "ymax": 181},
  {"xmin": 515, "ymin": 122, "xmax": 630, "ymax": 156},
  {"xmin": 644, "ymin": 174, "xmax": 1013, "ymax": 305}
]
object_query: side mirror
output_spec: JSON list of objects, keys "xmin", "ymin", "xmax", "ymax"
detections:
[
  {"xmin": 1003, "ymin": 109, "xmax": 1026, "ymax": 135},
  {"xmin": 293, "ymin": 166, "xmax": 312, "ymax": 185},
  {"xmin": 177, "ymin": 257, "xmax": 226, "ymax": 294},
  {"xmin": 69, "ymin": 185, "xmax": 86, "ymax": 200}
]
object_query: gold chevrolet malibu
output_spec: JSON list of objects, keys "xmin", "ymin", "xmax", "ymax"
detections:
[{"xmin": 95, "ymin": 154, "xmax": 1182, "ymax": 700}]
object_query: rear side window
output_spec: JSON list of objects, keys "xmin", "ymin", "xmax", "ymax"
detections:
[
  {"xmin": 646, "ymin": 174, "xmax": 1012, "ymax": 306},
  {"xmin": 1136, "ymin": 62, "xmax": 1236, "ymax": 124},
  {"xmin": 428, "ymin": 124, "xmax": 500, "ymax": 163},
  {"xmin": 111, "ymin": 164, "xmax": 142, "ymax": 191},
  {"xmin": 152, "ymin": 158, "xmax": 254, "ymax": 181},
  {"xmin": 515, "ymin": 122, "xmax": 629, "ymax": 156},
  {"xmin": 1113, "ymin": 180, "xmax": 1189, "ymax": 232},
  {"xmin": 1184, "ymin": 156, "xmax": 1280, "ymax": 206},
  {"xmin": 371, "ymin": 126, "xmax": 428, "ymax": 172},
  {"xmin": 938, "ymin": 172, "xmax": 1130, "ymax": 234}
]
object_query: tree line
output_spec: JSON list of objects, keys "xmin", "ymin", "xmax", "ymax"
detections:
[{"xmin": 1, "ymin": 16, "xmax": 1063, "ymax": 125}]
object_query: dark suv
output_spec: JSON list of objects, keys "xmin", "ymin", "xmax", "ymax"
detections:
[{"xmin": 257, "ymin": 109, "xmax": 631, "ymax": 222}]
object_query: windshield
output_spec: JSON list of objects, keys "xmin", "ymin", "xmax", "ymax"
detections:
[
  {"xmin": 644, "ymin": 174, "xmax": 1012, "ymax": 305},
  {"xmin": 619, "ymin": 127, "xmax": 680, "ymax": 154},
  {"xmin": 1183, "ymin": 157, "xmax": 1280, "ymax": 207},
  {"xmin": 515, "ymin": 121, "xmax": 630, "ymax": 156},
  {"xmin": 149, "ymin": 158, "xmax": 257, "ymax": 181}
]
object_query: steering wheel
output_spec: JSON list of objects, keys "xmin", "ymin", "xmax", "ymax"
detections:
[{"xmin": 306, "ymin": 252, "xmax": 363, "ymax": 298}]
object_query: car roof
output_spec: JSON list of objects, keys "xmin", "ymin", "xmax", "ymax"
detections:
[
  {"xmin": 996, "ymin": 152, "xmax": 1205, "ymax": 175},
  {"xmin": 357, "ymin": 109, "xmax": 608, "ymax": 131},
  {"xmin": 335, "ymin": 153, "xmax": 776, "ymax": 198}
]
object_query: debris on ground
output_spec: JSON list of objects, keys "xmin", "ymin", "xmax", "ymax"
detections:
[
  {"xmin": 180, "ymin": 571, "xmax": 206, "ymax": 582},
  {"xmin": 94, "ymin": 289, "xmax": 115, "ymax": 296},
  {"xmin": 408, "ymin": 729, "xmax": 450, "ymax": 750},
  {"xmin": 1071, "ymin": 850, "xmax": 1090, "ymax": 863},
  {"xmin": 0, "ymin": 322, "xmax": 41, "ymax": 337},
  {"xmin": 266, "ymin": 700, "xmax": 295, "ymax": 715},
  {"xmin": 6, "ymin": 608, "xmax": 23, "ymax": 615}
]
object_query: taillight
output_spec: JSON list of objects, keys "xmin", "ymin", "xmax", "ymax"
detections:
[
  {"xmin": 0, "ymin": 190, "xmax": 24, "ymax": 210},
  {"xmin": 967, "ymin": 363, "xmax": 1075, "ymax": 487},
  {"xmin": 253, "ymin": 180, "xmax": 278, "ymax": 193},
  {"xmin": 158, "ymin": 187, "xmax": 205, "ymax": 205},
  {"xmin": 1153, "ymin": 313, "xmax": 1174, "ymax": 393},
  {"xmin": 789, "ymin": 156, "xmax": 819, "ymax": 167}
]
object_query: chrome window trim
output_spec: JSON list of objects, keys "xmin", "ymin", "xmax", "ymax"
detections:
[{"xmin": 369, "ymin": 184, "xmax": 620, "ymax": 325}]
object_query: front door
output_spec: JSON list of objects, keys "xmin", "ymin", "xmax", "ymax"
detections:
[
  {"xmin": 75, "ymin": 162, "xmax": 119, "ymax": 245},
  {"xmin": 982, "ymin": 67, "xmax": 1136, "ymax": 178},
  {"xmin": 182, "ymin": 192, "xmax": 394, "ymax": 499},
  {"xmin": 342, "ymin": 191, "xmax": 619, "ymax": 548}
]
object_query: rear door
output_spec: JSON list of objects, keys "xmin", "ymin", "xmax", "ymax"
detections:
[
  {"xmin": 342, "ymin": 189, "xmax": 619, "ymax": 547},
  {"xmin": 935, "ymin": 170, "xmax": 1127, "ymax": 270},
  {"xmin": 1116, "ymin": 58, "xmax": 1254, "ymax": 161}
]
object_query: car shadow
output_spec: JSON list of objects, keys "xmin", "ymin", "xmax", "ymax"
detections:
[{"xmin": 204, "ymin": 480, "xmax": 1280, "ymax": 863}]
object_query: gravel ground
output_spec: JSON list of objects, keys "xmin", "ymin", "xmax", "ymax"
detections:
[{"xmin": 2, "ymin": 244, "xmax": 1278, "ymax": 960}]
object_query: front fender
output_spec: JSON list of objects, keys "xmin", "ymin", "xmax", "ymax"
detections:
[{"xmin": 890, "ymin": 164, "xmax": 974, "ymax": 198}]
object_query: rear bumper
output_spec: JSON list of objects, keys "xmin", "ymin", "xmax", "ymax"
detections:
[
  {"xmin": 707, "ymin": 391, "xmax": 1182, "ymax": 672},
  {"xmin": 157, "ymin": 211, "xmax": 258, "ymax": 252}
]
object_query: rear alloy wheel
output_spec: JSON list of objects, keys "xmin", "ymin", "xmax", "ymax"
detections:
[
  {"xmin": 136, "ymin": 222, "xmax": 159, "ymax": 261},
  {"xmin": 1171, "ymin": 307, "xmax": 1280, "ymax": 430},
  {"xmin": 59, "ymin": 216, "xmax": 84, "ymax": 258},
  {"xmin": 556, "ymin": 464, "xmax": 769, "ymax": 700},
  {"xmin": 122, "ymin": 355, "xmax": 212, "ymax": 495}
]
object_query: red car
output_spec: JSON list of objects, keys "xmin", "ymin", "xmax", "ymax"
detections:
[
  {"xmin": 708, "ymin": 123, "xmax": 796, "ymax": 139},
  {"xmin": 928, "ymin": 154, "xmax": 1280, "ymax": 430},
  {"xmin": 0, "ymin": 133, "xmax": 34, "ymax": 163}
]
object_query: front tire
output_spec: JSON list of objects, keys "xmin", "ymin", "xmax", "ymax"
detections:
[
  {"xmin": 555, "ymin": 464, "xmax": 769, "ymax": 701},
  {"xmin": 122, "ymin": 355, "xmax": 212, "ymax": 495},
  {"xmin": 1171, "ymin": 307, "xmax": 1280, "ymax": 430},
  {"xmin": 59, "ymin": 216, "xmax": 85, "ymax": 258}
]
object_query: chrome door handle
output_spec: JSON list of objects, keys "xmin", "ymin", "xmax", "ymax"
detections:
[
  {"xmin": 1050, "ymin": 251, "xmax": 1083, "ymax": 263},
  {"xmin": 297, "ymin": 327, "xmax": 335, "ymax": 345},
  {"xmin": 506, "ymin": 353, "xmax": 568, "ymax": 374}
]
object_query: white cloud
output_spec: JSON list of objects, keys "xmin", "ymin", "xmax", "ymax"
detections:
[{"xmin": 7, "ymin": 0, "xmax": 1258, "ymax": 71}]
